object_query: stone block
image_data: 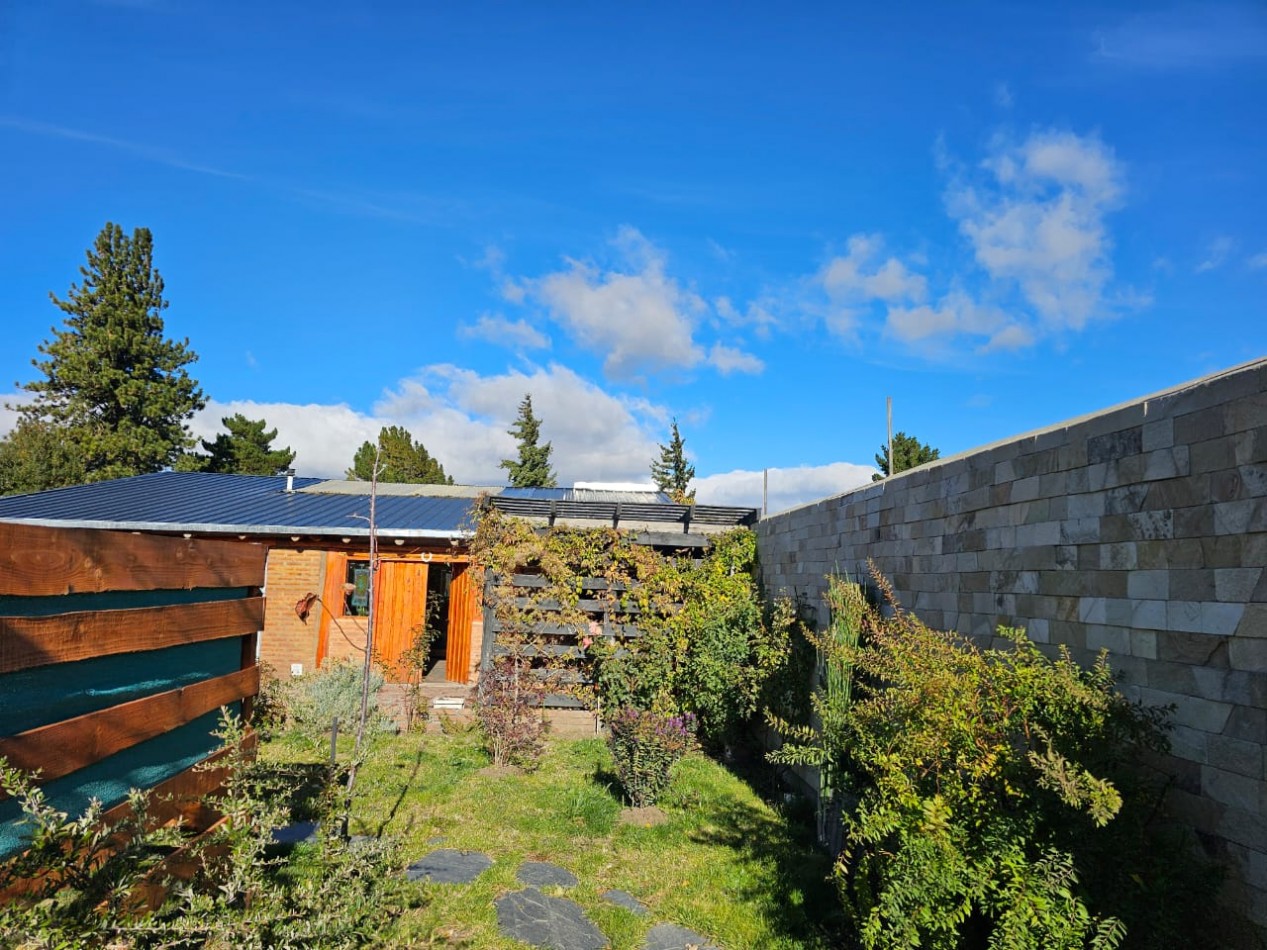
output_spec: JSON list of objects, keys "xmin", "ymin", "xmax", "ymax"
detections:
[
  {"xmin": 1223, "ymin": 705, "xmax": 1266, "ymax": 744},
  {"xmin": 1143, "ymin": 418, "xmax": 1175, "ymax": 451},
  {"xmin": 1237, "ymin": 604, "xmax": 1267, "ymax": 638},
  {"xmin": 1230, "ymin": 638, "xmax": 1267, "ymax": 673},
  {"xmin": 1130, "ymin": 628, "xmax": 1158, "ymax": 658},
  {"xmin": 1011, "ymin": 475, "xmax": 1040, "ymax": 502},
  {"xmin": 1215, "ymin": 499, "xmax": 1265, "ymax": 536},
  {"xmin": 1203, "ymin": 535, "xmax": 1248, "ymax": 569},
  {"xmin": 1015, "ymin": 521, "xmax": 1060, "ymax": 547},
  {"xmin": 1216, "ymin": 568, "xmax": 1262, "ymax": 602},
  {"xmin": 1038, "ymin": 471, "xmax": 1068, "ymax": 496},
  {"xmin": 1170, "ymin": 569, "xmax": 1216, "ymax": 601},
  {"xmin": 1088, "ymin": 427, "xmax": 1144, "ymax": 464},
  {"xmin": 1202, "ymin": 765, "xmax": 1263, "ymax": 812},
  {"xmin": 1191, "ymin": 436, "xmax": 1237, "ymax": 475},
  {"xmin": 1148, "ymin": 660, "xmax": 1197, "ymax": 694},
  {"xmin": 1169, "ymin": 724, "xmax": 1209, "ymax": 764},
  {"xmin": 1174, "ymin": 505, "xmax": 1216, "ymax": 538},
  {"xmin": 1175, "ymin": 405, "xmax": 1228, "ymax": 446},
  {"xmin": 1128, "ymin": 509, "xmax": 1174, "ymax": 540},
  {"xmin": 1098, "ymin": 541, "xmax": 1138, "ymax": 570},
  {"xmin": 1145, "ymin": 474, "xmax": 1209, "ymax": 510},
  {"xmin": 1085, "ymin": 624, "xmax": 1130, "ymax": 654},
  {"xmin": 1157, "ymin": 630, "xmax": 1230, "ymax": 666},
  {"xmin": 1143, "ymin": 446, "xmax": 1191, "ymax": 481},
  {"xmin": 1225, "ymin": 392, "xmax": 1267, "ymax": 434},
  {"xmin": 1128, "ymin": 569, "xmax": 1170, "ymax": 600},
  {"xmin": 1059, "ymin": 517, "xmax": 1100, "ymax": 544},
  {"xmin": 1066, "ymin": 492, "xmax": 1106, "ymax": 519},
  {"xmin": 1237, "ymin": 425, "xmax": 1267, "ymax": 465},
  {"xmin": 1207, "ymin": 735, "xmax": 1265, "ymax": 779}
]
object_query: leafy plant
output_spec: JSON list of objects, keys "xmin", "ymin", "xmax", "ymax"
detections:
[
  {"xmin": 770, "ymin": 568, "xmax": 1218, "ymax": 950},
  {"xmin": 474, "ymin": 650, "xmax": 549, "ymax": 769},
  {"xmin": 286, "ymin": 658, "xmax": 391, "ymax": 744},
  {"xmin": 606, "ymin": 707, "xmax": 696, "ymax": 807}
]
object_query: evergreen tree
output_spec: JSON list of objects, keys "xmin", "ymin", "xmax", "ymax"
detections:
[
  {"xmin": 499, "ymin": 394, "xmax": 557, "ymax": 488},
  {"xmin": 182, "ymin": 413, "xmax": 297, "ymax": 475},
  {"xmin": 17, "ymin": 223, "xmax": 204, "ymax": 481},
  {"xmin": 0, "ymin": 419, "xmax": 87, "ymax": 495},
  {"xmin": 650, "ymin": 419, "xmax": 696, "ymax": 503},
  {"xmin": 346, "ymin": 425, "xmax": 453, "ymax": 484},
  {"xmin": 873, "ymin": 431, "xmax": 940, "ymax": 481}
]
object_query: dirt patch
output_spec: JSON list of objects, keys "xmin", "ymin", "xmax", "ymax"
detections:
[
  {"xmin": 618, "ymin": 806, "xmax": 667, "ymax": 827},
  {"xmin": 477, "ymin": 763, "xmax": 525, "ymax": 779}
]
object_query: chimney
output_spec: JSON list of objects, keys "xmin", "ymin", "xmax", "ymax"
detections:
[{"xmin": 284, "ymin": 469, "xmax": 296, "ymax": 493}]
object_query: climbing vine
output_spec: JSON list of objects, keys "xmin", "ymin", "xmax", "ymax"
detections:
[{"xmin": 469, "ymin": 506, "xmax": 796, "ymax": 748}]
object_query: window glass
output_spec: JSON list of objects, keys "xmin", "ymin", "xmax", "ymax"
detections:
[{"xmin": 343, "ymin": 560, "xmax": 370, "ymax": 616}]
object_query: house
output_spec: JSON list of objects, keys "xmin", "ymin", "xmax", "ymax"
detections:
[{"xmin": 0, "ymin": 472, "xmax": 757, "ymax": 690}]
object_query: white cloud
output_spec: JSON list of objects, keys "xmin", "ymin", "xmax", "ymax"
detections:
[
  {"xmin": 884, "ymin": 291, "xmax": 1029, "ymax": 353},
  {"xmin": 1249, "ymin": 251, "xmax": 1267, "ymax": 270},
  {"xmin": 706, "ymin": 343, "xmax": 764, "ymax": 375},
  {"xmin": 695, "ymin": 461, "xmax": 876, "ymax": 514},
  {"xmin": 457, "ymin": 314, "xmax": 550, "ymax": 350},
  {"xmin": 946, "ymin": 130, "xmax": 1124, "ymax": 331},
  {"xmin": 1196, "ymin": 236, "xmax": 1235, "ymax": 273},
  {"xmin": 821, "ymin": 234, "xmax": 928, "ymax": 305},
  {"xmin": 530, "ymin": 227, "xmax": 707, "ymax": 379}
]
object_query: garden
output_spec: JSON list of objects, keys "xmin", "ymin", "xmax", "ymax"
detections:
[{"xmin": 0, "ymin": 518, "xmax": 1228, "ymax": 948}]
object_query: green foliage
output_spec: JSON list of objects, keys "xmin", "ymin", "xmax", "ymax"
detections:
[
  {"xmin": 0, "ymin": 709, "xmax": 416, "ymax": 949},
  {"xmin": 181, "ymin": 413, "xmax": 297, "ymax": 475},
  {"xmin": 606, "ymin": 707, "xmax": 696, "ymax": 806},
  {"xmin": 650, "ymin": 419, "xmax": 696, "ymax": 503},
  {"xmin": 18, "ymin": 222, "xmax": 205, "ymax": 483},
  {"xmin": 769, "ymin": 570, "xmax": 1217, "ymax": 950},
  {"xmin": 499, "ymin": 393, "xmax": 557, "ymax": 488},
  {"xmin": 286, "ymin": 658, "xmax": 392, "ymax": 743},
  {"xmin": 0, "ymin": 417, "xmax": 87, "ymax": 495},
  {"xmin": 872, "ymin": 430, "xmax": 940, "ymax": 480},
  {"xmin": 346, "ymin": 425, "xmax": 453, "ymax": 484},
  {"xmin": 474, "ymin": 652, "xmax": 550, "ymax": 769},
  {"xmin": 471, "ymin": 508, "xmax": 796, "ymax": 749}
]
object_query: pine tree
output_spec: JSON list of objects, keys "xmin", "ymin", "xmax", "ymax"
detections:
[
  {"xmin": 347, "ymin": 425, "xmax": 453, "ymax": 484},
  {"xmin": 650, "ymin": 419, "xmax": 696, "ymax": 503},
  {"xmin": 499, "ymin": 394, "xmax": 557, "ymax": 488},
  {"xmin": 873, "ymin": 431, "xmax": 940, "ymax": 481},
  {"xmin": 182, "ymin": 414, "xmax": 297, "ymax": 475},
  {"xmin": 18, "ymin": 223, "xmax": 204, "ymax": 482}
]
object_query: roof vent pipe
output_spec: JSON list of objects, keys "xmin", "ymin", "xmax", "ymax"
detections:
[{"xmin": 284, "ymin": 469, "xmax": 296, "ymax": 493}]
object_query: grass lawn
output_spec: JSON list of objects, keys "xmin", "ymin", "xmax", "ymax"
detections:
[{"xmin": 261, "ymin": 725, "xmax": 844, "ymax": 949}]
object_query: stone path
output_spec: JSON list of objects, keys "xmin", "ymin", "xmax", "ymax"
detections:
[
  {"xmin": 401, "ymin": 851, "xmax": 720, "ymax": 948},
  {"xmin": 404, "ymin": 848, "xmax": 494, "ymax": 884}
]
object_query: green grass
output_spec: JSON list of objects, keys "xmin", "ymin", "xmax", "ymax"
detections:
[{"xmin": 260, "ymin": 727, "xmax": 844, "ymax": 948}]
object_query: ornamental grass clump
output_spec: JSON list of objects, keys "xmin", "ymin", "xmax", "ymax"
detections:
[{"xmin": 606, "ymin": 707, "xmax": 696, "ymax": 807}]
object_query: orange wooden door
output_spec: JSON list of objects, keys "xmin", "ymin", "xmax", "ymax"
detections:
[
  {"xmin": 374, "ymin": 559, "xmax": 428, "ymax": 673},
  {"xmin": 445, "ymin": 563, "xmax": 477, "ymax": 684}
]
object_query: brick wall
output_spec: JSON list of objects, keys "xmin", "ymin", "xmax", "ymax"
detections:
[
  {"xmin": 756, "ymin": 357, "xmax": 1267, "ymax": 937},
  {"xmin": 260, "ymin": 548, "xmax": 325, "ymax": 676}
]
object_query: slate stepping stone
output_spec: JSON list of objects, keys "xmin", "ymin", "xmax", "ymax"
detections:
[
  {"xmin": 600, "ymin": 889, "xmax": 649, "ymax": 915},
  {"xmin": 495, "ymin": 886, "xmax": 608, "ymax": 950},
  {"xmin": 641, "ymin": 922, "xmax": 720, "ymax": 950},
  {"xmin": 518, "ymin": 860, "xmax": 580, "ymax": 887},
  {"xmin": 271, "ymin": 820, "xmax": 319, "ymax": 845},
  {"xmin": 404, "ymin": 848, "xmax": 493, "ymax": 884}
]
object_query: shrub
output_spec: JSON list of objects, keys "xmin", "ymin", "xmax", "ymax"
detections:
[
  {"xmin": 287, "ymin": 657, "xmax": 391, "ymax": 742},
  {"xmin": 770, "ymin": 570, "xmax": 1217, "ymax": 950},
  {"xmin": 474, "ymin": 653, "xmax": 548, "ymax": 769},
  {"xmin": 606, "ymin": 707, "xmax": 696, "ymax": 807}
]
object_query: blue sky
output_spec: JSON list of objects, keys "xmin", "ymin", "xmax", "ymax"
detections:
[{"xmin": 2, "ymin": 1, "xmax": 1265, "ymax": 510}]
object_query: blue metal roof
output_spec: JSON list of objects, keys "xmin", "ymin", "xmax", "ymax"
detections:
[{"xmin": 0, "ymin": 472, "xmax": 474, "ymax": 539}]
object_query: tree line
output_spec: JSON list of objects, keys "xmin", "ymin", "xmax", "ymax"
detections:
[{"xmin": 0, "ymin": 223, "xmax": 723, "ymax": 498}]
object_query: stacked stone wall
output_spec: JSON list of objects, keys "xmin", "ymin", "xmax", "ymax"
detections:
[{"xmin": 756, "ymin": 358, "xmax": 1267, "ymax": 936}]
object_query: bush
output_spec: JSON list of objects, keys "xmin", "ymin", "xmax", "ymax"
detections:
[
  {"xmin": 606, "ymin": 707, "xmax": 696, "ymax": 807},
  {"xmin": 474, "ymin": 653, "xmax": 548, "ymax": 769},
  {"xmin": 770, "ymin": 571, "xmax": 1217, "ymax": 950},
  {"xmin": 287, "ymin": 658, "xmax": 391, "ymax": 742}
]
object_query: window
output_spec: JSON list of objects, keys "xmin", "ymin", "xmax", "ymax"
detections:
[{"xmin": 342, "ymin": 559, "xmax": 371, "ymax": 616}]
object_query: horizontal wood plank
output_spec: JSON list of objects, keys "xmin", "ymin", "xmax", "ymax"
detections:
[
  {"xmin": 0, "ymin": 597, "xmax": 264, "ymax": 674},
  {"xmin": 0, "ymin": 667, "xmax": 259, "ymax": 784},
  {"xmin": 0, "ymin": 524, "xmax": 265, "ymax": 597}
]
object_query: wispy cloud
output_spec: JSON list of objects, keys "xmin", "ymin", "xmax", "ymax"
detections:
[
  {"xmin": 0, "ymin": 115, "xmax": 449, "ymax": 224},
  {"xmin": 458, "ymin": 314, "xmax": 550, "ymax": 350},
  {"xmin": 1196, "ymin": 236, "xmax": 1235, "ymax": 273},
  {"xmin": 1245, "ymin": 251, "xmax": 1267, "ymax": 270},
  {"xmin": 994, "ymin": 82, "xmax": 1015, "ymax": 109},
  {"xmin": 1092, "ymin": 4, "xmax": 1267, "ymax": 69}
]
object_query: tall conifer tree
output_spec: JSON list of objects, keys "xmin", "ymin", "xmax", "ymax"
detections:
[
  {"xmin": 500, "ymin": 394, "xmax": 557, "ymax": 488},
  {"xmin": 650, "ymin": 419, "xmax": 696, "ymax": 503},
  {"xmin": 347, "ymin": 425, "xmax": 453, "ymax": 484},
  {"xmin": 18, "ymin": 222, "xmax": 204, "ymax": 482}
]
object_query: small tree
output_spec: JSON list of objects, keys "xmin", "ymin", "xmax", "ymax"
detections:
[
  {"xmin": 0, "ymin": 418, "xmax": 86, "ymax": 495},
  {"xmin": 181, "ymin": 413, "xmax": 296, "ymax": 475},
  {"xmin": 650, "ymin": 419, "xmax": 696, "ymax": 504},
  {"xmin": 499, "ymin": 394, "xmax": 556, "ymax": 488},
  {"xmin": 873, "ymin": 431, "xmax": 939, "ymax": 481},
  {"xmin": 17, "ymin": 222, "xmax": 205, "ymax": 481},
  {"xmin": 347, "ymin": 425, "xmax": 453, "ymax": 484}
]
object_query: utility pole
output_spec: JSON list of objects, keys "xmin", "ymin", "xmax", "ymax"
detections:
[
  {"xmin": 763, "ymin": 468, "xmax": 768, "ymax": 517},
  {"xmin": 886, "ymin": 397, "xmax": 893, "ymax": 480}
]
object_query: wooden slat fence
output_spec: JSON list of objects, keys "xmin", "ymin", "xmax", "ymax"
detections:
[{"xmin": 0, "ymin": 523, "xmax": 265, "ymax": 859}]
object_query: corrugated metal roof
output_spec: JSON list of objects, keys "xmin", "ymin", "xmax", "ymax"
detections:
[
  {"xmin": 0, "ymin": 472, "xmax": 758, "ymax": 539},
  {"xmin": 298, "ymin": 480, "xmax": 501, "ymax": 498},
  {"xmin": 0, "ymin": 472, "xmax": 472, "ymax": 538}
]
